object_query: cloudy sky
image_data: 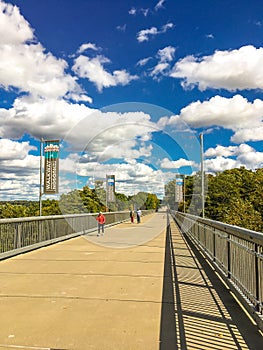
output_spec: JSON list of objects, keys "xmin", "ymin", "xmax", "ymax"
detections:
[{"xmin": 0, "ymin": 0, "xmax": 263, "ymax": 201}]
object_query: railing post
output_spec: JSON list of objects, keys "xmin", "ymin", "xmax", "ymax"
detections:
[
  {"xmin": 255, "ymin": 243, "xmax": 260, "ymax": 312},
  {"xmin": 204, "ymin": 224, "xmax": 206, "ymax": 249},
  {"xmin": 15, "ymin": 223, "xmax": 22, "ymax": 249},
  {"xmin": 227, "ymin": 233, "xmax": 231, "ymax": 278},
  {"xmin": 213, "ymin": 227, "xmax": 216, "ymax": 262}
]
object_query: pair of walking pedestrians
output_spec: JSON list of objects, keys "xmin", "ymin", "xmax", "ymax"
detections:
[{"xmin": 130, "ymin": 209, "xmax": 142, "ymax": 223}]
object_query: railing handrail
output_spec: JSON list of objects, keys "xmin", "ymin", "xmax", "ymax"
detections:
[
  {"xmin": 0, "ymin": 210, "xmax": 130, "ymax": 224},
  {"xmin": 177, "ymin": 212, "xmax": 263, "ymax": 244},
  {"xmin": 0, "ymin": 210, "xmax": 131, "ymax": 224}
]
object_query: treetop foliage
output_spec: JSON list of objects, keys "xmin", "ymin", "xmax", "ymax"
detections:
[
  {"xmin": 164, "ymin": 167, "xmax": 263, "ymax": 232},
  {"xmin": 0, "ymin": 186, "xmax": 160, "ymax": 219}
]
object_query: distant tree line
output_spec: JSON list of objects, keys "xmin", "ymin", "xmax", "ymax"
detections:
[
  {"xmin": 0, "ymin": 185, "xmax": 160, "ymax": 219},
  {"xmin": 164, "ymin": 167, "xmax": 263, "ymax": 232}
]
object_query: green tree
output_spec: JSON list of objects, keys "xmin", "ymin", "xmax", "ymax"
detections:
[
  {"xmin": 249, "ymin": 168, "xmax": 263, "ymax": 223},
  {"xmin": 145, "ymin": 193, "xmax": 160, "ymax": 210},
  {"xmin": 94, "ymin": 180, "xmax": 106, "ymax": 206},
  {"xmin": 163, "ymin": 179, "xmax": 176, "ymax": 209},
  {"xmin": 206, "ymin": 167, "xmax": 263, "ymax": 230},
  {"xmin": 164, "ymin": 167, "xmax": 263, "ymax": 231},
  {"xmin": 224, "ymin": 199, "xmax": 262, "ymax": 231},
  {"xmin": 186, "ymin": 173, "xmax": 204, "ymax": 216},
  {"xmin": 205, "ymin": 170, "xmax": 241, "ymax": 221},
  {"xmin": 26, "ymin": 202, "xmax": 40, "ymax": 216},
  {"xmin": 115, "ymin": 192, "xmax": 129, "ymax": 211},
  {"xmin": 131, "ymin": 192, "xmax": 148, "ymax": 210},
  {"xmin": 0, "ymin": 203, "xmax": 27, "ymax": 218},
  {"xmin": 59, "ymin": 190, "xmax": 86, "ymax": 214},
  {"xmin": 42, "ymin": 199, "xmax": 62, "ymax": 216},
  {"xmin": 80, "ymin": 186, "xmax": 102, "ymax": 212}
]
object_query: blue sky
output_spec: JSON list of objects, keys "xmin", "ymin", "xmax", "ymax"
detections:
[{"xmin": 0, "ymin": 0, "xmax": 263, "ymax": 201}]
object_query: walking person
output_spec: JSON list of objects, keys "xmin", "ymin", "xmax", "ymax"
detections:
[
  {"xmin": 130, "ymin": 210, "xmax": 134, "ymax": 223},
  {"xmin": 96, "ymin": 212, "xmax": 106, "ymax": 236},
  {"xmin": 136, "ymin": 208, "xmax": 142, "ymax": 224}
]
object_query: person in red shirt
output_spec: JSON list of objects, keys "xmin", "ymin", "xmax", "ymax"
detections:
[{"xmin": 96, "ymin": 212, "xmax": 106, "ymax": 236}]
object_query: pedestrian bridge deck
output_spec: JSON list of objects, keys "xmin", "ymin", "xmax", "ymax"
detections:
[{"xmin": 0, "ymin": 212, "xmax": 262, "ymax": 350}]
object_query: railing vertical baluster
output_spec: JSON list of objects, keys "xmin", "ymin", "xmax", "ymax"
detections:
[
  {"xmin": 213, "ymin": 227, "xmax": 216, "ymax": 262},
  {"xmin": 16, "ymin": 223, "xmax": 21, "ymax": 249},
  {"xmin": 255, "ymin": 243, "xmax": 260, "ymax": 312}
]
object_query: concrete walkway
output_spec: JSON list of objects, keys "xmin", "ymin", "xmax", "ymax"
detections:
[
  {"xmin": 0, "ymin": 213, "xmax": 167, "ymax": 350},
  {"xmin": 0, "ymin": 212, "xmax": 262, "ymax": 350}
]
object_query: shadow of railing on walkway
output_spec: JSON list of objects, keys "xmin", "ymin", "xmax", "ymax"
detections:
[
  {"xmin": 159, "ymin": 219, "xmax": 180, "ymax": 349},
  {"xmin": 159, "ymin": 217, "xmax": 263, "ymax": 350}
]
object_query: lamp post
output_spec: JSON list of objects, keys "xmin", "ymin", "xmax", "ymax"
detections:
[
  {"xmin": 183, "ymin": 174, "xmax": 186, "ymax": 213},
  {"xmin": 39, "ymin": 138, "xmax": 44, "ymax": 216},
  {"xmin": 200, "ymin": 133, "xmax": 205, "ymax": 218},
  {"xmin": 174, "ymin": 175, "xmax": 177, "ymax": 211}
]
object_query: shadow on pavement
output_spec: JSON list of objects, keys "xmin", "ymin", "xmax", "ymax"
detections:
[
  {"xmin": 159, "ymin": 215, "xmax": 263, "ymax": 350},
  {"xmin": 159, "ymin": 219, "xmax": 180, "ymax": 349}
]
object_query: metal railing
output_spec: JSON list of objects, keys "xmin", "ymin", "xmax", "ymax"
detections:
[
  {"xmin": 0, "ymin": 211, "xmax": 131, "ymax": 259},
  {"xmin": 171, "ymin": 211, "xmax": 263, "ymax": 331}
]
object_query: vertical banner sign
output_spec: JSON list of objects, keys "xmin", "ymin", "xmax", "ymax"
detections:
[
  {"xmin": 175, "ymin": 177, "xmax": 183, "ymax": 203},
  {"xmin": 44, "ymin": 140, "xmax": 59, "ymax": 194},
  {"xmin": 106, "ymin": 175, "xmax": 115, "ymax": 203}
]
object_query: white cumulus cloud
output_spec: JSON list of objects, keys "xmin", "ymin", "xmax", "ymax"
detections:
[
  {"xmin": 205, "ymin": 144, "xmax": 254, "ymax": 158},
  {"xmin": 158, "ymin": 46, "xmax": 176, "ymax": 62},
  {"xmin": 150, "ymin": 46, "xmax": 176, "ymax": 78},
  {"xmin": 204, "ymin": 156, "xmax": 239, "ymax": 172},
  {"xmin": 0, "ymin": 139, "xmax": 37, "ymax": 160},
  {"xmin": 150, "ymin": 63, "xmax": 170, "ymax": 77},
  {"xmin": 137, "ymin": 27, "xmax": 158, "ymax": 42},
  {"xmin": 160, "ymin": 157, "xmax": 197, "ymax": 169},
  {"xmin": 204, "ymin": 144, "xmax": 263, "ymax": 172},
  {"xmin": 136, "ymin": 57, "xmax": 152, "ymax": 67},
  {"xmin": 72, "ymin": 55, "xmax": 138, "ymax": 91},
  {"xmin": 128, "ymin": 7, "xmax": 137, "ymax": 15},
  {"xmin": 155, "ymin": 0, "xmax": 166, "ymax": 11},
  {"xmin": 0, "ymin": 139, "xmax": 40, "ymax": 200},
  {"xmin": 137, "ymin": 23, "xmax": 174, "ymax": 42},
  {"xmin": 77, "ymin": 42, "xmax": 100, "ymax": 54},
  {"xmin": 170, "ymin": 45, "xmax": 263, "ymax": 91},
  {"xmin": 160, "ymin": 95, "xmax": 263, "ymax": 143},
  {"xmin": 0, "ymin": 1, "xmax": 34, "ymax": 44},
  {"xmin": 0, "ymin": 1, "xmax": 88, "ymax": 101},
  {"xmin": 0, "ymin": 96, "xmax": 95, "ymax": 140}
]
